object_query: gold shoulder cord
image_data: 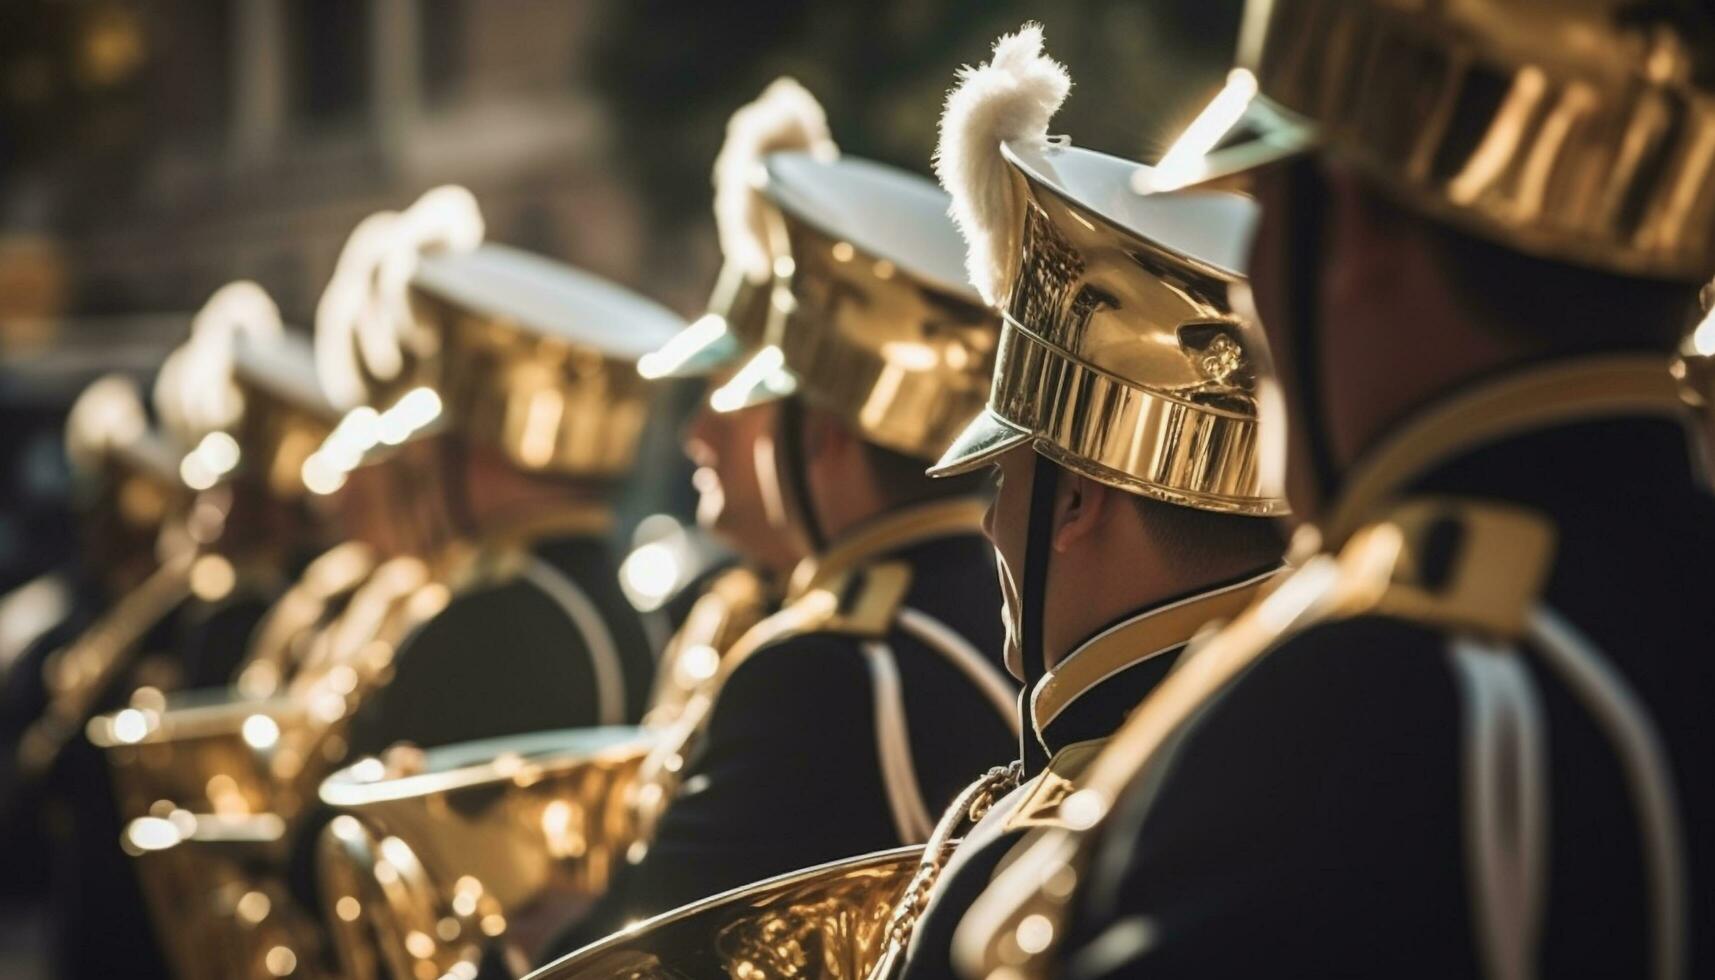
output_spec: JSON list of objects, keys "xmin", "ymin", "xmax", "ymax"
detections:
[{"xmin": 954, "ymin": 357, "xmax": 1682, "ymax": 979}]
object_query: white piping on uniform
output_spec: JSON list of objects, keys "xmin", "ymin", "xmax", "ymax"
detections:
[
  {"xmin": 521, "ymin": 558, "xmax": 627, "ymax": 726},
  {"xmin": 1529, "ymin": 606, "xmax": 1686, "ymax": 980},
  {"xmin": 1449, "ymin": 635, "xmax": 1548, "ymax": 980},
  {"xmin": 864, "ymin": 641, "xmax": 935, "ymax": 843},
  {"xmin": 897, "ymin": 606, "xmax": 1020, "ymax": 736}
]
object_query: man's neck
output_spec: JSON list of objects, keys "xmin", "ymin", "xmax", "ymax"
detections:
[{"xmin": 1046, "ymin": 556, "xmax": 1273, "ymax": 671}]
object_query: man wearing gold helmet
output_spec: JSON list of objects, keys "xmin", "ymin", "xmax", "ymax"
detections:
[
  {"xmin": 519, "ymin": 79, "xmax": 1020, "ymax": 970},
  {"xmin": 954, "ymin": 2, "xmax": 1715, "ymax": 978},
  {"xmin": 864, "ymin": 25, "xmax": 1286, "ymax": 980}
]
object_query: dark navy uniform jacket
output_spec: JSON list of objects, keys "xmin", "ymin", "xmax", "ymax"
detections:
[
  {"xmin": 536, "ymin": 498, "xmax": 1018, "ymax": 963},
  {"xmin": 347, "ymin": 529, "xmax": 655, "ymax": 755},
  {"xmin": 897, "ymin": 570, "xmax": 1276, "ymax": 980},
  {"xmin": 1054, "ymin": 358, "xmax": 1715, "ymax": 980}
]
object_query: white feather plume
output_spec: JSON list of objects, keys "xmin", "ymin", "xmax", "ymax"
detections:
[
  {"xmin": 934, "ymin": 23, "xmax": 1070, "ymax": 305},
  {"xmin": 315, "ymin": 185, "xmax": 484, "ymax": 409},
  {"xmin": 153, "ymin": 280, "xmax": 283, "ymax": 446},
  {"xmin": 713, "ymin": 77, "xmax": 839, "ymax": 283},
  {"xmin": 66, "ymin": 374, "xmax": 147, "ymax": 474}
]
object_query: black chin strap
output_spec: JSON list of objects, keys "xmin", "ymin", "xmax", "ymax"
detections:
[
  {"xmin": 1282, "ymin": 158, "xmax": 1343, "ymax": 509},
  {"xmin": 774, "ymin": 397, "xmax": 826, "ymax": 554},
  {"xmin": 1019, "ymin": 454, "xmax": 1059, "ymax": 778}
]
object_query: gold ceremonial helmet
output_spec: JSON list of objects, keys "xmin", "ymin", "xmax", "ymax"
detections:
[
  {"xmin": 65, "ymin": 374, "xmax": 189, "ymax": 534},
  {"xmin": 712, "ymin": 151, "xmax": 1001, "ymax": 461},
  {"xmin": 1144, "ymin": 0, "xmax": 1715, "ymax": 282},
  {"xmin": 315, "ymin": 188, "xmax": 486, "ymax": 413},
  {"xmin": 409, "ymin": 243, "xmax": 682, "ymax": 478},
  {"xmin": 927, "ymin": 140, "xmax": 1287, "ymax": 515},
  {"xmin": 226, "ymin": 332, "xmax": 347, "ymax": 501}
]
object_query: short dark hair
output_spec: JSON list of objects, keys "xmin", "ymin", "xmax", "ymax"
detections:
[
  {"xmin": 1358, "ymin": 182, "xmax": 1699, "ymax": 352},
  {"xmin": 1129, "ymin": 491, "xmax": 1284, "ymax": 577}
]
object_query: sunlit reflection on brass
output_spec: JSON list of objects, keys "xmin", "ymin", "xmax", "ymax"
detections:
[
  {"xmin": 317, "ymin": 728, "xmax": 655, "ymax": 978},
  {"xmin": 1204, "ymin": 0, "xmax": 1715, "ymax": 281},
  {"xmin": 527, "ymin": 848, "xmax": 921, "ymax": 980},
  {"xmin": 410, "ymin": 244, "xmax": 677, "ymax": 478},
  {"xmin": 760, "ymin": 161, "xmax": 1001, "ymax": 460},
  {"xmin": 317, "ymin": 566, "xmax": 771, "ymax": 977}
]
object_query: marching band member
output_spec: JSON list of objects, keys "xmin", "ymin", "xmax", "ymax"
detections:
[
  {"xmin": 521, "ymin": 78, "xmax": 1021, "ymax": 972},
  {"xmin": 880, "ymin": 26, "xmax": 1287, "ymax": 979},
  {"xmin": 956, "ymin": 2, "xmax": 1715, "ymax": 978}
]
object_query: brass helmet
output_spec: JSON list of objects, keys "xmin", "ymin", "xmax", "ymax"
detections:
[
  {"xmin": 64, "ymin": 373, "xmax": 187, "ymax": 536},
  {"xmin": 315, "ymin": 186, "xmax": 485, "ymax": 412},
  {"xmin": 228, "ymin": 331, "xmax": 347, "ymax": 501},
  {"xmin": 152, "ymin": 281, "xmax": 286, "ymax": 489},
  {"xmin": 1145, "ymin": 0, "xmax": 1715, "ymax": 283},
  {"xmin": 409, "ymin": 243, "xmax": 683, "ymax": 478},
  {"xmin": 928, "ymin": 25, "xmax": 1288, "ymax": 516},
  {"xmin": 639, "ymin": 77, "xmax": 834, "ymax": 381}
]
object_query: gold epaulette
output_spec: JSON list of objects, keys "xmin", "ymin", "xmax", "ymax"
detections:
[{"xmin": 1001, "ymin": 740, "xmax": 1109, "ymax": 833}]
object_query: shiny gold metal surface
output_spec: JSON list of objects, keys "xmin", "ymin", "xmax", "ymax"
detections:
[
  {"xmin": 317, "ymin": 727, "xmax": 656, "ymax": 979},
  {"xmin": 233, "ymin": 540, "xmax": 379, "ymax": 699},
  {"xmin": 16, "ymin": 552, "xmax": 194, "ymax": 780},
  {"xmin": 91, "ymin": 551, "xmax": 445, "ymax": 823},
  {"xmin": 527, "ymin": 847, "xmax": 923, "ymax": 980},
  {"xmin": 126, "ymin": 812, "xmax": 332, "ymax": 980},
  {"xmin": 99, "ymin": 545, "xmax": 464, "ymax": 980},
  {"xmin": 229, "ymin": 332, "xmax": 348, "ymax": 500},
  {"xmin": 752, "ymin": 154, "xmax": 1001, "ymax": 460},
  {"xmin": 1156, "ymin": 0, "xmax": 1715, "ymax": 282},
  {"xmin": 932, "ymin": 142, "xmax": 1285, "ymax": 516},
  {"xmin": 409, "ymin": 243, "xmax": 681, "ymax": 478},
  {"xmin": 637, "ymin": 260, "xmax": 775, "ymax": 380}
]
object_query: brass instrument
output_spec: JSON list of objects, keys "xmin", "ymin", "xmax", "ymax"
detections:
[
  {"xmin": 316, "ymin": 566, "xmax": 772, "ymax": 978},
  {"xmin": 317, "ymin": 727, "xmax": 655, "ymax": 979},
  {"xmin": 524, "ymin": 759, "xmax": 1022, "ymax": 980},
  {"xmin": 526, "ymin": 847, "xmax": 922, "ymax": 980},
  {"xmin": 112, "ymin": 546, "xmax": 458, "ymax": 980}
]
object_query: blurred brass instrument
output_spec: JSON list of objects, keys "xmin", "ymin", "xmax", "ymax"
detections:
[
  {"xmin": 526, "ymin": 847, "xmax": 922, "ymax": 980},
  {"xmin": 318, "ymin": 727, "xmax": 654, "ymax": 980},
  {"xmin": 314, "ymin": 566, "xmax": 771, "ymax": 979},
  {"xmin": 525, "ymin": 760, "xmax": 1021, "ymax": 980},
  {"xmin": 110, "ymin": 544, "xmax": 462, "ymax": 980}
]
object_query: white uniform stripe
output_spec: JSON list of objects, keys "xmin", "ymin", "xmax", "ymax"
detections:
[
  {"xmin": 1529, "ymin": 606, "xmax": 1687, "ymax": 980},
  {"xmin": 897, "ymin": 606, "xmax": 1020, "ymax": 736},
  {"xmin": 864, "ymin": 641, "xmax": 935, "ymax": 843},
  {"xmin": 521, "ymin": 558, "xmax": 627, "ymax": 727},
  {"xmin": 1449, "ymin": 635, "xmax": 1548, "ymax": 980}
]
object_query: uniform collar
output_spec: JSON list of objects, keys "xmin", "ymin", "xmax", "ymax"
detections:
[
  {"xmin": 1028, "ymin": 568, "xmax": 1278, "ymax": 756},
  {"xmin": 1318, "ymin": 355, "xmax": 1685, "ymax": 552},
  {"xmin": 786, "ymin": 496, "xmax": 988, "ymax": 602}
]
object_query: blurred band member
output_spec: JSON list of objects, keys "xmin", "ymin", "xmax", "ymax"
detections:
[{"xmin": 525, "ymin": 79, "xmax": 1019, "ymax": 970}]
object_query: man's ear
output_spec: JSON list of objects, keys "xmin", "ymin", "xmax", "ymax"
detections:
[{"xmin": 1052, "ymin": 474, "xmax": 1109, "ymax": 554}]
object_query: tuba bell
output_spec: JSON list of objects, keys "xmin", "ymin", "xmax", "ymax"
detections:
[
  {"xmin": 317, "ymin": 726, "xmax": 656, "ymax": 979},
  {"xmin": 525, "ymin": 847, "xmax": 922, "ymax": 980},
  {"xmin": 314, "ymin": 565, "xmax": 771, "ymax": 978},
  {"xmin": 523, "ymin": 761, "xmax": 1021, "ymax": 980}
]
